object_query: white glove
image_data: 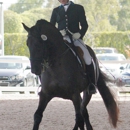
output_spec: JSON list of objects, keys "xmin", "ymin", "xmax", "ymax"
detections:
[
  {"xmin": 72, "ymin": 32, "xmax": 81, "ymax": 40},
  {"xmin": 60, "ymin": 29, "xmax": 66, "ymax": 36}
]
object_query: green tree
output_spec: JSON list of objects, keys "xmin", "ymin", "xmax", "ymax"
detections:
[
  {"xmin": 4, "ymin": 10, "xmax": 23, "ymax": 33},
  {"xmin": 75, "ymin": 0, "xmax": 120, "ymax": 32},
  {"xmin": 8, "ymin": 0, "xmax": 46, "ymax": 13},
  {"xmin": 45, "ymin": 0, "xmax": 59, "ymax": 8},
  {"xmin": 116, "ymin": 0, "xmax": 130, "ymax": 31},
  {"xmin": 20, "ymin": 7, "xmax": 52, "ymax": 31},
  {"xmin": 3, "ymin": 0, "xmax": 130, "ymax": 57}
]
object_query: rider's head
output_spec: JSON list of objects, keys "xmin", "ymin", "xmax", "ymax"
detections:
[{"xmin": 58, "ymin": 0, "xmax": 69, "ymax": 4}]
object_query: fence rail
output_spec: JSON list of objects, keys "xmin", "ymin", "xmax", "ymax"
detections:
[
  {"xmin": 0, "ymin": 86, "xmax": 40, "ymax": 95},
  {"xmin": 0, "ymin": 86, "xmax": 130, "ymax": 96},
  {"xmin": 110, "ymin": 86, "xmax": 130, "ymax": 96}
]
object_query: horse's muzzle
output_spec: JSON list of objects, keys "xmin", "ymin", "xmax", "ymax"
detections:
[
  {"xmin": 31, "ymin": 64, "xmax": 42, "ymax": 75},
  {"xmin": 31, "ymin": 69, "xmax": 41, "ymax": 75}
]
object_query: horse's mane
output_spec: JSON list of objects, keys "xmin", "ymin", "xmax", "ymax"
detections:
[{"xmin": 34, "ymin": 19, "xmax": 64, "ymax": 44}]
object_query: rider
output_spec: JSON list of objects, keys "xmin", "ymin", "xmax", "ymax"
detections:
[{"xmin": 50, "ymin": 0, "xmax": 98, "ymax": 94}]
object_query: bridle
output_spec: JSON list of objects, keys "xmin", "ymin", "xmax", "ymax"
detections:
[{"xmin": 28, "ymin": 33, "xmax": 70, "ymax": 69}]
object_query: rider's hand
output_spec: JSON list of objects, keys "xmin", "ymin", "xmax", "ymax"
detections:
[
  {"xmin": 72, "ymin": 32, "xmax": 81, "ymax": 40},
  {"xmin": 60, "ymin": 29, "xmax": 66, "ymax": 36}
]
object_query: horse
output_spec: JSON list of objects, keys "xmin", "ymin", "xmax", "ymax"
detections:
[{"xmin": 22, "ymin": 19, "xmax": 119, "ymax": 130}]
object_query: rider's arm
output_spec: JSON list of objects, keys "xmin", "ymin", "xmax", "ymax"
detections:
[
  {"xmin": 78, "ymin": 6, "xmax": 88, "ymax": 39},
  {"xmin": 50, "ymin": 9, "xmax": 57, "ymax": 26}
]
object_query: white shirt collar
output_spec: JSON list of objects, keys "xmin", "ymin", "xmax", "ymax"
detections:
[{"xmin": 62, "ymin": 1, "xmax": 71, "ymax": 11}]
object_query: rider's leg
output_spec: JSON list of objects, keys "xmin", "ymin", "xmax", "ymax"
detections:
[
  {"xmin": 85, "ymin": 61, "xmax": 97, "ymax": 94},
  {"xmin": 63, "ymin": 36, "xmax": 98, "ymax": 94},
  {"xmin": 74, "ymin": 39, "xmax": 98, "ymax": 94}
]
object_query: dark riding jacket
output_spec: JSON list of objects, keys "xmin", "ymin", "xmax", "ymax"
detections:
[{"xmin": 50, "ymin": 1, "xmax": 88, "ymax": 39}]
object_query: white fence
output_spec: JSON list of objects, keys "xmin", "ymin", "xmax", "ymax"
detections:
[
  {"xmin": 0, "ymin": 86, "xmax": 40, "ymax": 95},
  {"xmin": 0, "ymin": 86, "xmax": 130, "ymax": 96},
  {"xmin": 110, "ymin": 86, "xmax": 130, "ymax": 96}
]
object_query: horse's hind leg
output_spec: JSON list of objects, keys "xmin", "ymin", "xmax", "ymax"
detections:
[
  {"xmin": 81, "ymin": 90, "xmax": 93, "ymax": 130},
  {"xmin": 72, "ymin": 93, "xmax": 85, "ymax": 130},
  {"xmin": 33, "ymin": 91, "xmax": 52, "ymax": 130}
]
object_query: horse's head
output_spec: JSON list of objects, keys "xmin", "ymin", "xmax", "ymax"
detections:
[
  {"xmin": 22, "ymin": 19, "xmax": 64, "ymax": 75},
  {"xmin": 22, "ymin": 23, "xmax": 45, "ymax": 75}
]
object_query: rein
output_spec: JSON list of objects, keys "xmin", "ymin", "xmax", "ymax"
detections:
[
  {"xmin": 41, "ymin": 45, "xmax": 70, "ymax": 70},
  {"xmin": 29, "ymin": 41, "xmax": 70, "ymax": 70}
]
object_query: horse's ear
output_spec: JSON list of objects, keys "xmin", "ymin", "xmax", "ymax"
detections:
[
  {"xmin": 41, "ymin": 34, "xmax": 47, "ymax": 41},
  {"xmin": 22, "ymin": 23, "xmax": 30, "ymax": 32}
]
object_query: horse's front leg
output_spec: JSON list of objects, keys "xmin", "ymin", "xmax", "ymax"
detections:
[
  {"xmin": 33, "ymin": 90, "xmax": 52, "ymax": 130},
  {"xmin": 72, "ymin": 93, "xmax": 84, "ymax": 130},
  {"xmin": 81, "ymin": 90, "xmax": 93, "ymax": 130}
]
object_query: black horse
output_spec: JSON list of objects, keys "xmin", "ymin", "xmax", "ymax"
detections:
[{"xmin": 22, "ymin": 19, "xmax": 119, "ymax": 130}]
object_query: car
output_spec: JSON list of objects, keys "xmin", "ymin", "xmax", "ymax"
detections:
[
  {"xmin": 0, "ymin": 55, "xmax": 39, "ymax": 87},
  {"xmin": 96, "ymin": 53, "xmax": 126, "ymax": 81},
  {"xmin": 96, "ymin": 53, "xmax": 126, "ymax": 61},
  {"xmin": 93, "ymin": 47, "xmax": 118, "ymax": 54},
  {"xmin": 116, "ymin": 63, "xmax": 130, "ymax": 87}
]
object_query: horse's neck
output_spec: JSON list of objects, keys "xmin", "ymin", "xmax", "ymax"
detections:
[
  {"xmin": 45, "ymin": 39, "xmax": 67, "ymax": 63},
  {"xmin": 52, "ymin": 40, "xmax": 67, "ymax": 56}
]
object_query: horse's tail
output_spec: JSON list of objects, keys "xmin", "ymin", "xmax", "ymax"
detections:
[
  {"xmin": 97, "ymin": 70, "xmax": 119, "ymax": 128},
  {"xmin": 86, "ymin": 44, "xmax": 119, "ymax": 127}
]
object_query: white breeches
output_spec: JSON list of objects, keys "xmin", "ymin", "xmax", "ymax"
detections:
[{"xmin": 63, "ymin": 35, "xmax": 92, "ymax": 65}]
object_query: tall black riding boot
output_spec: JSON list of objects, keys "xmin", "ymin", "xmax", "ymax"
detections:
[{"xmin": 86, "ymin": 63, "xmax": 97, "ymax": 95}]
